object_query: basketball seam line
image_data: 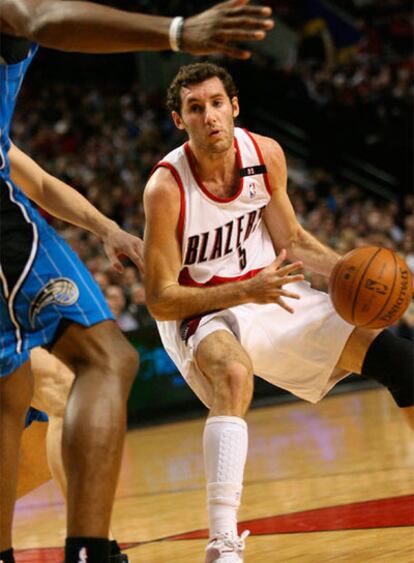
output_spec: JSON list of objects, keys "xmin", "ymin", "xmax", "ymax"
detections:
[
  {"xmin": 362, "ymin": 248, "xmax": 398, "ymax": 327},
  {"xmin": 351, "ymin": 247, "xmax": 382, "ymax": 324}
]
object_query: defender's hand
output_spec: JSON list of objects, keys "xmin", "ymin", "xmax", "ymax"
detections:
[
  {"xmin": 182, "ymin": 0, "xmax": 274, "ymax": 60},
  {"xmin": 244, "ymin": 249, "xmax": 304, "ymax": 312},
  {"xmin": 102, "ymin": 227, "xmax": 144, "ymax": 275}
]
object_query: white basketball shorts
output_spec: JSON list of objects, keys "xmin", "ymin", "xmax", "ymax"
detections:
[{"xmin": 156, "ymin": 281, "xmax": 355, "ymax": 407}]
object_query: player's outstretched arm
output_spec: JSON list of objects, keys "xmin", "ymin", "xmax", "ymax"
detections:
[
  {"xmin": 8, "ymin": 143, "xmax": 143, "ymax": 273},
  {"xmin": 144, "ymin": 168, "xmax": 303, "ymax": 321},
  {"xmin": 258, "ymin": 134, "xmax": 340, "ymax": 277},
  {"xmin": 1, "ymin": 0, "xmax": 273, "ymax": 59}
]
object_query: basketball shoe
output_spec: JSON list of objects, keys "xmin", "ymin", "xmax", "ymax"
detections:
[
  {"xmin": 110, "ymin": 541, "xmax": 128, "ymax": 562},
  {"xmin": 110, "ymin": 554, "xmax": 128, "ymax": 562},
  {"xmin": 205, "ymin": 530, "xmax": 250, "ymax": 562}
]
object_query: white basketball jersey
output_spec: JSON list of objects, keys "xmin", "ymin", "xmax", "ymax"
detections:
[{"xmin": 153, "ymin": 128, "xmax": 276, "ymax": 286}]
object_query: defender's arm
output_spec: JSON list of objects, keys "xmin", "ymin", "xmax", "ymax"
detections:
[
  {"xmin": 8, "ymin": 143, "xmax": 143, "ymax": 272},
  {"xmin": 0, "ymin": 0, "xmax": 273, "ymax": 59}
]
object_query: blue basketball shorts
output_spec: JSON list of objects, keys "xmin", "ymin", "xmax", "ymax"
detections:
[
  {"xmin": 0, "ymin": 181, "xmax": 114, "ymax": 377},
  {"xmin": 25, "ymin": 406, "xmax": 49, "ymax": 428}
]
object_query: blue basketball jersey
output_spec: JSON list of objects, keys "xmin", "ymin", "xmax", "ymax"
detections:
[
  {"xmin": 0, "ymin": 42, "xmax": 59, "ymax": 238},
  {"xmin": 0, "ymin": 42, "xmax": 38, "ymax": 178}
]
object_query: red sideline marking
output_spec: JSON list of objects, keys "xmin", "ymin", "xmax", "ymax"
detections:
[
  {"xmin": 14, "ymin": 496, "xmax": 414, "ymax": 560},
  {"xmin": 15, "ymin": 548, "xmax": 62, "ymax": 562},
  {"xmin": 170, "ymin": 495, "xmax": 414, "ymax": 540}
]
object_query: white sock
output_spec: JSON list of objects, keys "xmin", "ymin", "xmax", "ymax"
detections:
[{"xmin": 203, "ymin": 416, "xmax": 248, "ymax": 539}]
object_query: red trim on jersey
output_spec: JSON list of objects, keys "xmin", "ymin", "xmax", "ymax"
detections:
[
  {"xmin": 151, "ymin": 162, "xmax": 185, "ymax": 246},
  {"xmin": 184, "ymin": 140, "xmax": 244, "ymax": 203},
  {"xmin": 179, "ymin": 266, "xmax": 263, "ymax": 287},
  {"xmin": 243, "ymin": 128, "xmax": 273, "ymax": 197}
]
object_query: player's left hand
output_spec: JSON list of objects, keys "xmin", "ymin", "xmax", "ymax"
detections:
[{"xmin": 102, "ymin": 226, "xmax": 144, "ymax": 275}]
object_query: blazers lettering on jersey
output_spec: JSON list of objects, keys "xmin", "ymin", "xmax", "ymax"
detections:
[{"xmin": 184, "ymin": 205, "xmax": 266, "ymax": 266}]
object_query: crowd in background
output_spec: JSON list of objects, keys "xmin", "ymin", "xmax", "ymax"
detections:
[{"xmin": 238, "ymin": 0, "xmax": 413, "ymax": 188}]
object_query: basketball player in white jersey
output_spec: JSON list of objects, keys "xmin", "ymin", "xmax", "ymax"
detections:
[{"xmin": 144, "ymin": 63, "xmax": 414, "ymax": 562}]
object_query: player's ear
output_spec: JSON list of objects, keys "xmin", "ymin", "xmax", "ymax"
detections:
[
  {"xmin": 231, "ymin": 97, "xmax": 240, "ymax": 119},
  {"xmin": 172, "ymin": 111, "xmax": 185, "ymax": 130}
]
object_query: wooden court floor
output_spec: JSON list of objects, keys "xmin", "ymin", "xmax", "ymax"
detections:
[{"xmin": 14, "ymin": 388, "xmax": 414, "ymax": 562}]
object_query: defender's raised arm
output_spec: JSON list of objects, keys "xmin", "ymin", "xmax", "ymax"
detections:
[{"xmin": 1, "ymin": 0, "xmax": 273, "ymax": 59}]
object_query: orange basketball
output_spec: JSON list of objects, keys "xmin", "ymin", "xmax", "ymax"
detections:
[{"xmin": 328, "ymin": 246, "xmax": 413, "ymax": 329}]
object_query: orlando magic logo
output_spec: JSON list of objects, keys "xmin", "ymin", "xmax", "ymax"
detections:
[{"xmin": 29, "ymin": 278, "xmax": 79, "ymax": 327}]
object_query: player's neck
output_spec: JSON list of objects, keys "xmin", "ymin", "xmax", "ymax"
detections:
[{"xmin": 188, "ymin": 141, "xmax": 237, "ymax": 183}]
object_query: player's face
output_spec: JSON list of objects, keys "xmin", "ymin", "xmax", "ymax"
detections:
[{"xmin": 172, "ymin": 77, "xmax": 239, "ymax": 154}]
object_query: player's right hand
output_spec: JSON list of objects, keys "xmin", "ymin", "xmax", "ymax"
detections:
[
  {"xmin": 102, "ymin": 226, "xmax": 144, "ymax": 275},
  {"xmin": 244, "ymin": 249, "xmax": 304, "ymax": 312},
  {"xmin": 182, "ymin": 0, "xmax": 274, "ymax": 60}
]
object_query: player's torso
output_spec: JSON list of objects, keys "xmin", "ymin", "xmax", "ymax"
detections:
[{"xmin": 156, "ymin": 127, "xmax": 276, "ymax": 286}]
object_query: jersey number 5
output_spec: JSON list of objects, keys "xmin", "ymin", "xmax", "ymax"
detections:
[{"xmin": 238, "ymin": 246, "xmax": 247, "ymax": 270}]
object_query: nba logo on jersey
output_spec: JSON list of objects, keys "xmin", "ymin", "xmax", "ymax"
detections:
[
  {"xmin": 78, "ymin": 547, "xmax": 88, "ymax": 562},
  {"xmin": 248, "ymin": 182, "xmax": 257, "ymax": 198}
]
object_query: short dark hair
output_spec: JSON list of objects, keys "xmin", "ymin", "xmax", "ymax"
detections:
[{"xmin": 166, "ymin": 62, "xmax": 238, "ymax": 114}]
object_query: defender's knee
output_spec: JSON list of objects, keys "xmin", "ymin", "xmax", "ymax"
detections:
[
  {"xmin": 112, "ymin": 337, "xmax": 139, "ymax": 386},
  {"xmin": 90, "ymin": 335, "xmax": 138, "ymax": 385},
  {"xmin": 67, "ymin": 327, "xmax": 139, "ymax": 391}
]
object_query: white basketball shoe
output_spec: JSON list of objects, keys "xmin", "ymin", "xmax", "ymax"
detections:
[{"xmin": 205, "ymin": 530, "xmax": 250, "ymax": 563}]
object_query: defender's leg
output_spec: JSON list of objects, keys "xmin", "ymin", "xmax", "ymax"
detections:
[
  {"xmin": 0, "ymin": 361, "xmax": 33, "ymax": 558},
  {"xmin": 52, "ymin": 320, "xmax": 138, "ymax": 558}
]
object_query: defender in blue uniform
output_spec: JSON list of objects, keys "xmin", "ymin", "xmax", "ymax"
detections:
[
  {"xmin": 0, "ymin": 34, "xmax": 138, "ymax": 563},
  {"xmin": 0, "ymin": 35, "xmax": 139, "ymax": 563},
  {"xmin": 0, "ymin": 42, "xmax": 114, "ymax": 376}
]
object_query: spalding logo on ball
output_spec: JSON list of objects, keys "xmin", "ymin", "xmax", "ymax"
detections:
[{"xmin": 328, "ymin": 246, "xmax": 413, "ymax": 329}]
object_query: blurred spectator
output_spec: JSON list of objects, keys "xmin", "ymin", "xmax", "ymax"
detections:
[
  {"xmin": 128, "ymin": 283, "xmax": 155, "ymax": 328},
  {"xmin": 105, "ymin": 285, "xmax": 139, "ymax": 332},
  {"xmin": 94, "ymin": 271, "xmax": 110, "ymax": 292}
]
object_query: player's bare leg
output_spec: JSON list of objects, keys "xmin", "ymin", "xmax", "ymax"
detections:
[
  {"xmin": 336, "ymin": 327, "xmax": 382, "ymax": 373},
  {"xmin": 0, "ymin": 361, "xmax": 33, "ymax": 555},
  {"xmin": 29, "ymin": 348, "xmax": 73, "ymax": 497},
  {"xmin": 195, "ymin": 330, "xmax": 253, "ymax": 562},
  {"xmin": 337, "ymin": 327, "xmax": 414, "ymax": 430},
  {"xmin": 51, "ymin": 320, "xmax": 138, "ymax": 547},
  {"xmin": 17, "ymin": 419, "xmax": 51, "ymax": 499},
  {"xmin": 196, "ymin": 330, "xmax": 254, "ymax": 418}
]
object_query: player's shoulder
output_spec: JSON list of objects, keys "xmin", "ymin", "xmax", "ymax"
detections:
[
  {"xmin": 245, "ymin": 131, "xmax": 287, "ymax": 191},
  {"xmin": 248, "ymin": 131, "xmax": 285, "ymax": 162},
  {"xmin": 144, "ymin": 165, "xmax": 181, "ymax": 210}
]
